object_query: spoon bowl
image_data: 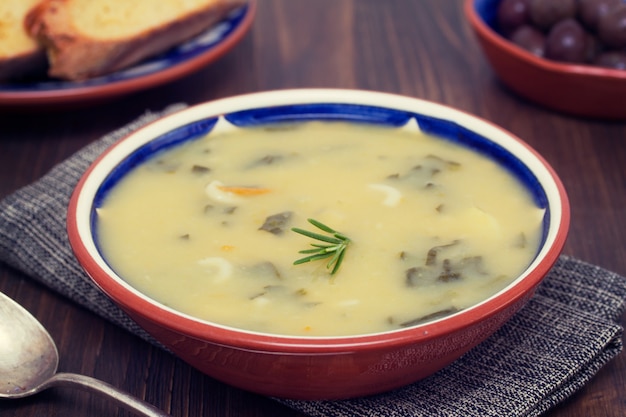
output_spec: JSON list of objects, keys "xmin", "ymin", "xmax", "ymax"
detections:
[
  {"xmin": 0, "ymin": 291, "xmax": 170, "ymax": 416},
  {"xmin": 0, "ymin": 292, "xmax": 57, "ymax": 398}
]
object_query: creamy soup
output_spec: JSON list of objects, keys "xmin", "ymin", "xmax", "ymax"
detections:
[{"xmin": 96, "ymin": 119, "xmax": 545, "ymax": 336}]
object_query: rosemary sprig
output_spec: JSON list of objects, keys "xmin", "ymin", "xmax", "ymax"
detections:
[{"xmin": 292, "ymin": 218, "xmax": 351, "ymax": 275}]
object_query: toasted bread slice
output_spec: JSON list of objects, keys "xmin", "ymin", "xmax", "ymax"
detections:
[
  {"xmin": 0, "ymin": 0, "xmax": 47, "ymax": 82},
  {"xmin": 26, "ymin": 0, "xmax": 247, "ymax": 81}
]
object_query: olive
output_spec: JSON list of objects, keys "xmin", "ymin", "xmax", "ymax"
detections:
[
  {"xmin": 598, "ymin": 4, "xmax": 626, "ymax": 48},
  {"xmin": 497, "ymin": 0, "xmax": 626, "ymax": 70},
  {"xmin": 510, "ymin": 25, "xmax": 546, "ymax": 56},
  {"xmin": 545, "ymin": 18, "xmax": 589, "ymax": 63},
  {"xmin": 584, "ymin": 34, "xmax": 604, "ymax": 62},
  {"xmin": 497, "ymin": 0, "xmax": 531, "ymax": 35},
  {"xmin": 594, "ymin": 50, "xmax": 626, "ymax": 69},
  {"xmin": 529, "ymin": 0, "xmax": 577, "ymax": 30},
  {"xmin": 578, "ymin": 0, "xmax": 622, "ymax": 30}
]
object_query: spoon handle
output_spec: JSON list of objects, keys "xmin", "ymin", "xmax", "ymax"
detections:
[{"xmin": 41, "ymin": 372, "xmax": 171, "ymax": 417}]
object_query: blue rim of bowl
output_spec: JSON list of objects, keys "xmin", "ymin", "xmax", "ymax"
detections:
[{"xmin": 92, "ymin": 102, "xmax": 550, "ymax": 266}]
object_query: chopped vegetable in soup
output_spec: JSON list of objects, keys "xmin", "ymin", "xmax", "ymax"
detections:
[{"xmin": 96, "ymin": 119, "xmax": 545, "ymax": 336}]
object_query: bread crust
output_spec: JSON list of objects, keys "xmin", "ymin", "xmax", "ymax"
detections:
[
  {"xmin": 0, "ymin": 0, "xmax": 47, "ymax": 82},
  {"xmin": 26, "ymin": 0, "xmax": 247, "ymax": 81}
]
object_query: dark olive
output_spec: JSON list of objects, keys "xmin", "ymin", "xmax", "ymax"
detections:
[
  {"xmin": 510, "ymin": 25, "xmax": 547, "ymax": 56},
  {"xmin": 598, "ymin": 4, "xmax": 626, "ymax": 48},
  {"xmin": 529, "ymin": 0, "xmax": 577, "ymax": 30},
  {"xmin": 499, "ymin": 0, "xmax": 626, "ymax": 71},
  {"xmin": 497, "ymin": 0, "xmax": 531, "ymax": 35},
  {"xmin": 545, "ymin": 18, "xmax": 589, "ymax": 63},
  {"xmin": 584, "ymin": 34, "xmax": 604, "ymax": 63},
  {"xmin": 594, "ymin": 50, "xmax": 626, "ymax": 69},
  {"xmin": 578, "ymin": 0, "xmax": 622, "ymax": 30}
]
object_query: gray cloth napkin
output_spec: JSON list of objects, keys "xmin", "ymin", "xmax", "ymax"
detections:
[{"xmin": 1, "ymin": 106, "xmax": 625, "ymax": 417}]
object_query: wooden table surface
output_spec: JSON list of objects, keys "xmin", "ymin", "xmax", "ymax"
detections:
[{"xmin": 1, "ymin": 1, "xmax": 625, "ymax": 416}]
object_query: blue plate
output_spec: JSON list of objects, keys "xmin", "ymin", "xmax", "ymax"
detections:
[{"xmin": 0, "ymin": 1, "xmax": 255, "ymax": 108}]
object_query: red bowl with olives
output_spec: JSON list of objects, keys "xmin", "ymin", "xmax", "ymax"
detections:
[{"xmin": 465, "ymin": 0, "xmax": 626, "ymax": 120}]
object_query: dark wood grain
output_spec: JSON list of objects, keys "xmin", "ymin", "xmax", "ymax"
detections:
[{"xmin": 1, "ymin": 1, "xmax": 625, "ymax": 416}]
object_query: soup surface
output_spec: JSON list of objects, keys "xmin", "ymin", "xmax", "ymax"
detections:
[{"xmin": 97, "ymin": 119, "xmax": 545, "ymax": 336}]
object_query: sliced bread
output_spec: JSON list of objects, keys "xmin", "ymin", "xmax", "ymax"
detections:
[
  {"xmin": 0, "ymin": 0, "xmax": 47, "ymax": 81},
  {"xmin": 26, "ymin": 0, "xmax": 248, "ymax": 81}
]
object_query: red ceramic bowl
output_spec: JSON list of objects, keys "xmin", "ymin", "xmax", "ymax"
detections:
[
  {"xmin": 465, "ymin": 0, "xmax": 626, "ymax": 120},
  {"xmin": 67, "ymin": 89, "xmax": 570, "ymax": 400}
]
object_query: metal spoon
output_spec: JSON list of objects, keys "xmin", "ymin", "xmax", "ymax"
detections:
[{"xmin": 0, "ymin": 291, "xmax": 170, "ymax": 416}]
